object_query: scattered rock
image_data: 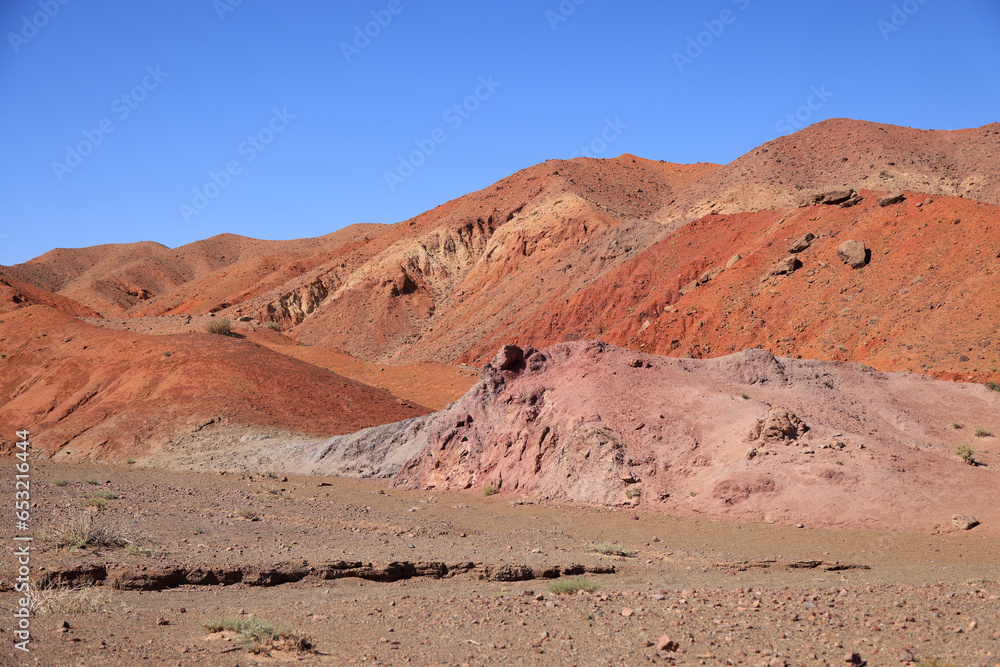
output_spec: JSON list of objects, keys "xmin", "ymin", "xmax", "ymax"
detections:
[
  {"xmin": 155, "ymin": 617, "xmax": 169, "ymax": 626},
  {"xmin": 788, "ymin": 233, "xmax": 815, "ymax": 254},
  {"xmin": 898, "ymin": 649, "xmax": 915, "ymax": 662},
  {"xmin": 952, "ymin": 515, "xmax": 980, "ymax": 530},
  {"xmin": 656, "ymin": 635, "xmax": 679, "ymax": 652},
  {"xmin": 726, "ymin": 253, "xmax": 742, "ymax": 269},
  {"xmin": 802, "ymin": 189, "xmax": 855, "ymax": 206},
  {"xmin": 767, "ymin": 256, "xmax": 802, "ymax": 278},
  {"xmin": 679, "ymin": 279, "xmax": 699, "ymax": 296},
  {"xmin": 698, "ymin": 267, "xmax": 724, "ymax": 285},
  {"xmin": 621, "ymin": 607, "xmax": 633, "ymax": 617},
  {"xmin": 837, "ymin": 240, "xmax": 868, "ymax": 268},
  {"xmin": 878, "ymin": 194, "xmax": 906, "ymax": 207},
  {"xmin": 839, "ymin": 195, "xmax": 864, "ymax": 208},
  {"xmin": 843, "ymin": 652, "xmax": 864, "ymax": 664},
  {"xmin": 237, "ymin": 316, "xmax": 252, "ymax": 322}
]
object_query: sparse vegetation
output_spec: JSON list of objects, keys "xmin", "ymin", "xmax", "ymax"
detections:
[
  {"xmin": 740, "ymin": 392, "xmax": 750, "ymax": 400},
  {"xmin": 23, "ymin": 583, "xmax": 113, "ymax": 615},
  {"xmin": 592, "ymin": 542, "xmax": 634, "ymax": 557},
  {"xmin": 204, "ymin": 317, "xmax": 232, "ymax": 336},
  {"xmin": 481, "ymin": 483, "xmax": 498, "ymax": 497},
  {"xmin": 42, "ymin": 512, "xmax": 152, "ymax": 553},
  {"xmin": 126, "ymin": 458, "xmax": 135, "ymax": 464},
  {"xmin": 202, "ymin": 616, "xmax": 312, "ymax": 654},
  {"xmin": 954, "ymin": 443, "xmax": 976, "ymax": 465},
  {"xmin": 549, "ymin": 576, "xmax": 600, "ymax": 595},
  {"xmin": 93, "ymin": 489, "xmax": 118, "ymax": 500},
  {"xmin": 950, "ymin": 422, "xmax": 962, "ymax": 429},
  {"xmin": 52, "ymin": 479, "xmax": 69, "ymax": 487},
  {"xmin": 237, "ymin": 508, "xmax": 260, "ymax": 521},
  {"xmin": 81, "ymin": 497, "xmax": 108, "ymax": 509},
  {"xmin": 624, "ymin": 486, "xmax": 640, "ymax": 499},
  {"xmin": 162, "ymin": 351, "xmax": 171, "ymax": 357},
  {"xmin": 86, "ymin": 478, "xmax": 101, "ymax": 485},
  {"xmin": 973, "ymin": 427, "xmax": 993, "ymax": 438},
  {"xmin": 986, "ymin": 381, "xmax": 1000, "ymax": 392},
  {"xmin": 265, "ymin": 322, "xmax": 282, "ymax": 331}
]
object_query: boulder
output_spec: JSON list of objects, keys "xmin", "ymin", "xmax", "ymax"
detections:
[
  {"xmin": 800, "ymin": 189, "xmax": 855, "ymax": 207},
  {"xmin": 952, "ymin": 515, "xmax": 980, "ymax": 530},
  {"xmin": 492, "ymin": 345, "xmax": 524, "ymax": 371},
  {"xmin": 697, "ymin": 267, "xmax": 724, "ymax": 285},
  {"xmin": 788, "ymin": 233, "xmax": 815, "ymax": 254},
  {"xmin": 679, "ymin": 279, "xmax": 699, "ymax": 296},
  {"xmin": 878, "ymin": 193, "xmax": 906, "ymax": 207},
  {"xmin": 767, "ymin": 256, "xmax": 802, "ymax": 277},
  {"xmin": 749, "ymin": 407, "xmax": 809, "ymax": 442},
  {"xmin": 839, "ymin": 195, "xmax": 864, "ymax": 208},
  {"xmin": 837, "ymin": 240, "xmax": 868, "ymax": 269},
  {"xmin": 726, "ymin": 253, "xmax": 742, "ymax": 269}
]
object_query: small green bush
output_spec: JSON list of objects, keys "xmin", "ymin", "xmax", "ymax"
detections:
[
  {"xmin": 592, "ymin": 542, "xmax": 634, "ymax": 557},
  {"xmin": 950, "ymin": 422, "xmax": 962, "ymax": 429},
  {"xmin": 204, "ymin": 318, "xmax": 231, "ymax": 335},
  {"xmin": 265, "ymin": 322, "xmax": 282, "ymax": 331},
  {"xmin": 985, "ymin": 381, "xmax": 1000, "ymax": 392},
  {"xmin": 202, "ymin": 616, "xmax": 311, "ymax": 654},
  {"xmin": 86, "ymin": 478, "xmax": 101, "ymax": 486},
  {"xmin": 624, "ymin": 486, "xmax": 640, "ymax": 499},
  {"xmin": 481, "ymin": 484, "xmax": 498, "ymax": 497},
  {"xmin": 549, "ymin": 577, "xmax": 600, "ymax": 595},
  {"xmin": 955, "ymin": 444, "xmax": 975, "ymax": 465},
  {"xmin": 973, "ymin": 428, "xmax": 993, "ymax": 438},
  {"xmin": 52, "ymin": 479, "xmax": 69, "ymax": 487},
  {"xmin": 93, "ymin": 489, "xmax": 118, "ymax": 500}
]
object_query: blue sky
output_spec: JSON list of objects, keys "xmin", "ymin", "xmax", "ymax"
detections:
[{"xmin": 1, "ymin": 0, "xmax": 998, "ymax": 265}]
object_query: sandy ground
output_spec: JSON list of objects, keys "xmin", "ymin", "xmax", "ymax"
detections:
[{"xmin": 2, "ymin": 460, "xmax": 999, "ymax": 666}]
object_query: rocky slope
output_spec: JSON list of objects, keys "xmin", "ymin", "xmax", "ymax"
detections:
[
  {"xmin": 246, "ymin": 342, "xmax": 999, "ymax": 533},
  {"xmin": 0, "ymin": 306, "xmax": 426, "ymax": 463}
]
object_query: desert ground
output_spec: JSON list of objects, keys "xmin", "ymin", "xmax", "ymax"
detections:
[{"xmin": 1, "ymin": 461, "xmax": 999, "ymax": 667}]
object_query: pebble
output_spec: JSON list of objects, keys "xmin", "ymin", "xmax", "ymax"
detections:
[{"xmin": 656, "ymin": 635, "xmax": 679, "ymax": 652}]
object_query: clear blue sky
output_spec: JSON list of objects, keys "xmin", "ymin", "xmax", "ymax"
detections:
[{"xmin": 1, "ymin": 0, "xmax": 998, "ymax": 265}]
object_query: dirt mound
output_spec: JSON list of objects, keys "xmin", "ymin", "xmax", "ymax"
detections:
[
  {"xmin": 258, "ymin": 342, "xmax": 999, "ymax": 533},
  {"xmin": 654, "ymin": 118, "xmax": 1000, "ymax": 224},
  {"xmin": 0, "ymin": 307, "xmax": 426, "ymax": 463}
]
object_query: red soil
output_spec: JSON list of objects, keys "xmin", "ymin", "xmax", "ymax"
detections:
[{"xmin": 0, "ymin": 306, "xmax": 426, "ymax": 462}]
